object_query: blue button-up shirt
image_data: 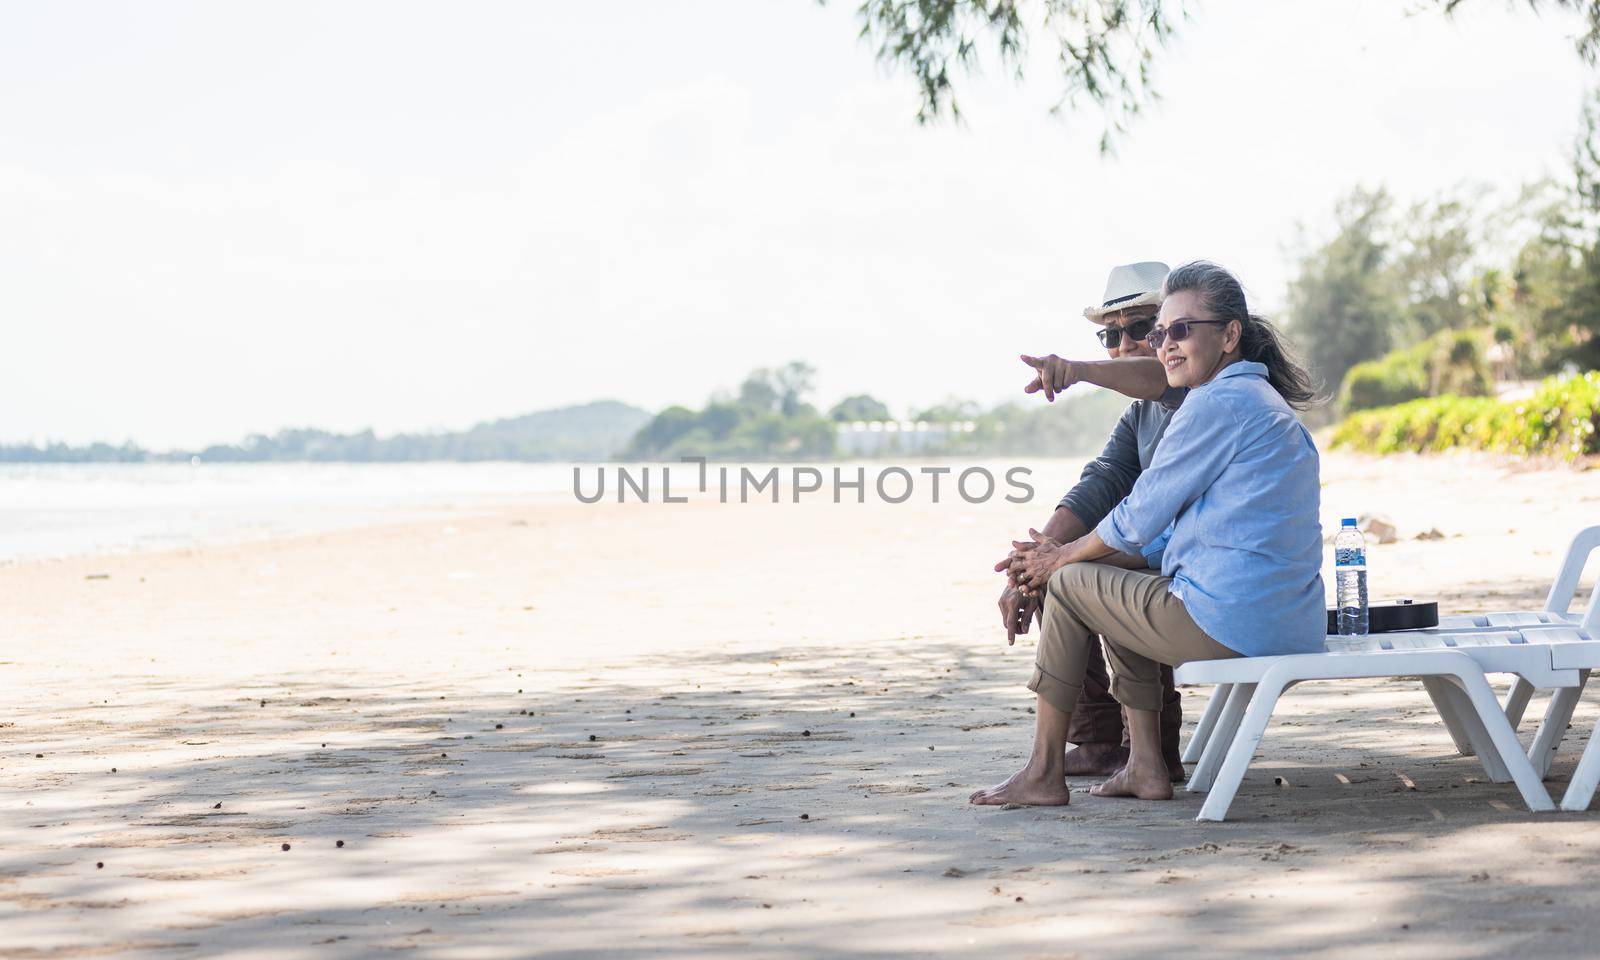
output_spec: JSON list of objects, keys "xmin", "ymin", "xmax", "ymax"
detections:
[
  {"xmin": 1058, "ymin": 386, "xmax": 1187, "ymax": 528},
  {"xmin": 1094, "ymin": 361, "xmax": 1325, "ymax": 656}
]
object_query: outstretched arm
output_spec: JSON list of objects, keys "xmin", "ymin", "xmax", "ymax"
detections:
[{"xmin": 1022, "ymin": 354, "xmax": 1167, "ymax": 402}]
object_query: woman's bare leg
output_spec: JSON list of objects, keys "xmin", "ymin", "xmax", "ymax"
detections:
[
  {"xmin": 1088, "ymin": 707, "xmax": 1173, "ymax": 800},
  {"xmin": 969, "ymin": 693, "xmax": 1072, "ymax": 806}
]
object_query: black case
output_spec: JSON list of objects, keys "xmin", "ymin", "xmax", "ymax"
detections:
[{"xmin": 1326, "ymin": 598, "xmax": 1439, "ymax": 634}]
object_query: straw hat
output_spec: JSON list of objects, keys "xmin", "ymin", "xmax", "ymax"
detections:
[{"xmin": 1082, "ymin": 261, "xmax": 1170, "ymax": 324}]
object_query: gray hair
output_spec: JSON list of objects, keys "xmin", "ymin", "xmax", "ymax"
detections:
[{"xmin": 1160, "ymin": 261, "xmax": 1318, "ymax": 409}]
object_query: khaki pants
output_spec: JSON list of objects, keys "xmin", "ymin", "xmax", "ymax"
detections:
[
  {"xmin": 1063, "ymin": 641, "xmax": 1183, "ymax": 753},
  {"xmin": 1029, "ymin": 562, "xmax": 1239, "ymax": 715}
]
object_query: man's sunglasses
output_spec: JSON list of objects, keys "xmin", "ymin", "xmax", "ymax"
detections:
[
  {"xmin": 1095, "ymin": 316, "xmax": 1156, "ymax": 348},
  {"xmin": 1145, "ymin": 318, "xmax": 1228, "ymax": 350}
]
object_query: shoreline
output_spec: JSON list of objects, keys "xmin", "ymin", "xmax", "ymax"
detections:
[
  {"xmin": 6, "ymin": 446, "xmax": 1592, "ymax": 568},
  {"xmin": 0, "ymin": 457, "xmax": 1070, "ymax": 566}
]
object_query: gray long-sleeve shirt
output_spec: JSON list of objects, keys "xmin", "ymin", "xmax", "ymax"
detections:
[{"xmin": 1058, "ymin": 387, "xmax": 1188, "ymax": 529}]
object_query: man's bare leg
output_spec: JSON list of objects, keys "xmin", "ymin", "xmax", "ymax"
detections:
[
  {"xmin": 1088, "ymin": 707, "xmax": 1173, "ymax": 800},
  {"xmin": 1062, "ymin": 638, "xmax": 1127, "ymax": 776},
  {"xmin": 1063, "ymin": 742, "xmax": 1128, "ymax": 776},
  {"xmin": 970, "ymin": 693, "xmax": 1072, "ymax": 806}
]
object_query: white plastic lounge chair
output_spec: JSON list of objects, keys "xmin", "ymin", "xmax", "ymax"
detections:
[
  {"xmin": 1176, "ymin": 640, "xmax": 1585, "ymax": 821},
  {"xmin": 1174, "ymin": 525, "xmax": 1600, "ymax": 822}
]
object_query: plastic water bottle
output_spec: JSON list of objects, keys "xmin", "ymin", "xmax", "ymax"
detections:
[{"xmin": 1334, "ymin": 518, "xmax": 1369, "ymax": 636}]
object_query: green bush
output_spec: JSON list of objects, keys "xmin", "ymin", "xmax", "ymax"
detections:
[
  {"xmin": 1339, "ymin": 352, "xmax": 1429, "ymax": 411},
  {"xmin": 1337, "ymin": 328, "xmax": 1492, "ymax": 413},
  {"xmin": 1331, "ymin": 371, "xmax": 1600, "ymax": 460}
]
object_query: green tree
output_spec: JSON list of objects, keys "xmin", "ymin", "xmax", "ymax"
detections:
[
  {"xmin": 698, "ymin": 402, "xmax": 744, "ymax": 440},
  {"xmin": 1284, "ymin": 186, "xmax": 1404, "ymax": 403},
  {"xmin": 1483, "ymin": 182, "xmax": 1583, "ymax": 374},
  {"xmin": 828, "ymin": 394, "xmax": 893, "ymax": 421},
  {"xmin": 1484, "ymin": 109, "xmax": 1600, "ymax": 375},
  {"xmin": 737, "ymin": 369, "xmax": 780, "ymax": 413},
  {"xmin": 1390, "ymin": 192, "xmax": 1483, "ymax": 337},
  {"xmin": 835, "ymin": 1, "xmax": 1600, "ymax": 141},
  {"xmin": 850, "ymin": 0, "xmax": 1184, "ymax": 146},
  {"xmin": 624, "ymin": 362, "xmax": 834, "ymax": 459},
  {"xmin": 1535, "ymin": 245, "xmax": 1600, "ymax": 371},
  {"xmin": 1549, "ymin": 85, "xmax": 1600, "ymax": 370},
  {"xmin": 912, "ymin": 398, "xmax": 984, "ymax": 421},
  {"xmin": 970, "ymin": 390, "xmax": 1127, "ymax": 455},
  {"xmin": 772, "ymin": 361, "xmax": 818, "ymax": 417},
  {"xmin": 1575, "ymin": 84, "xmax": 1600, "ymax": 222},
  {"xmin": 625, "ymin": 405, "xmax": 699, "ymax": 458}
]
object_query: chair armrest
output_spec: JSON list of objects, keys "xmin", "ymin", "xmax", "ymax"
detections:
[{"xmin": 1546, "ymin": 525, "xmax": 1600, "ymax": 637}]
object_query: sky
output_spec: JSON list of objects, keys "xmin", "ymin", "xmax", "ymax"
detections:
[{"xmin": 0, "ymin": 0, "xmax": 1592, "ymax": 448}]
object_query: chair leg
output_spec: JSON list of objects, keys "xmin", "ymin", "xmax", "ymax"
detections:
[
  {"xmin": 1560, "ymin": 714, "xmax": 1600, "ymax": 811},
  {"xmin": 1504, "ymin": 677, "xmax": 1536, "ymax": 730},
  {"xmin": 1422, "ymin": 675, "xmax": 1476, "ymax": 757},
  {"xmin": 1182, "ymin": 683, "xmax": 1232, "ymax": 764},
  {"xmin": 1197, "ymin": 679, "xmax": 1285, "ymax": 822},
  {"xmin": 1449, "ymin": 668, "xmax": 1555, "ymax": 812},
  {"xmin": 1435, "ymin": 678, "xmax": 1512, "ymax": 782},
  {"xmin": 1189, "ymin": 682, "xmax": 1254, "ymax": 794},
  {"xmin": 1530, "ymin": 670, "xmax": 1588, "ymax": 780}
]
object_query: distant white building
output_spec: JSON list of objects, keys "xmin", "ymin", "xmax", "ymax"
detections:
[{"xmin": 835, "ymin": 420, "xmax": 978, "ymax": 457}]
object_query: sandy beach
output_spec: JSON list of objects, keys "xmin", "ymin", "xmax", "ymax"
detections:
[{"xmin": 5, "ymin": 451, "xmax": 1600, "ymax": 959}]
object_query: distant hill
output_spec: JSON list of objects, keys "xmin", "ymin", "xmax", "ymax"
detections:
[
  {"xmin": 417, "ymin": 400, "xmax": 655, "ymax": 462},
  {"xmin": 0, "ymin": 400, "xmax": 653, "ymax": 463}
]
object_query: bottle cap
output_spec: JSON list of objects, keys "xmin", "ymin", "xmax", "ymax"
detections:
[{"xmin": 1341, "ymin": 518, "xmax": 1357, "ymax": 526}]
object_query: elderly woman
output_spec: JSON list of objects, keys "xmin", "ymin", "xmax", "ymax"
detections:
[{"xmin": 972, "ymin": 261, "xmax": 1324, "ymax": 805}]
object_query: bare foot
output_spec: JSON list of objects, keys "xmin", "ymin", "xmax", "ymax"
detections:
[
  {"xmin": 1088, "ymin": 761, "xmax": 1174, "ymax": 800},
  {"xmin": 1063, "ymin": 742, "xmax": 1128, "ymax": 777},
  {"xmin": 969, "ymin": 761, "xmax": 1070, "ymax": 806}
]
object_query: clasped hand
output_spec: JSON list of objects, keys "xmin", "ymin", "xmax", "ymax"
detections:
[
  {"xmin": 996, "ymin": 528, "xmax": 1066, "ymax": 596},
  {"xmin": 994, "ymin": 529, "xmax": 1069, "ymax": 645}
]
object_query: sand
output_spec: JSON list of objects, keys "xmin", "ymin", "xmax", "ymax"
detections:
[{"xmin": 3, "ymin": 451, "xmax": 1600, "ymax": 958}]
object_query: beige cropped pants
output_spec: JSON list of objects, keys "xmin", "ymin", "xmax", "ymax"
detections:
[{"xmin": 1028, "ymin": 562, "xmax": 1239, "ymax": 715}]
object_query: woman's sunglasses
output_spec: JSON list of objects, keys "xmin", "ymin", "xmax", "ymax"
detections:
[
  {"xmin": 1094, "ymin": 316, "xmax": 1156, "ymax": 349},
  {"xmin": 1145, "ymin": 318, "xmax": 1228, "ymax": 350}
]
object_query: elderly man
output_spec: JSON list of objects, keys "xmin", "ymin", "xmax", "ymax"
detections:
[{"xmin": 998, "ymin": 261, "xmax": 1189, "ymax": 781}]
